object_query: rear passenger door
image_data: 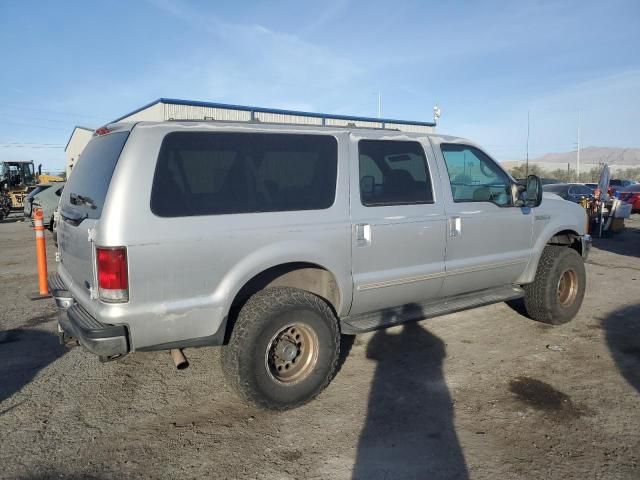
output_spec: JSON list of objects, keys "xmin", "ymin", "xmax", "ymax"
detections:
[{"xmin": 349, "ymin": 135, "xmax": 447, "ymax": 316}]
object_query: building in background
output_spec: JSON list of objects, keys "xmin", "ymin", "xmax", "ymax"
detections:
[
  {"xmin": 65, "ymin": 98, "xmax": 436, "ymax": 176},
  {"xmin": 64, "ymin": 126, "xmax": 94, "ymax": 178}
]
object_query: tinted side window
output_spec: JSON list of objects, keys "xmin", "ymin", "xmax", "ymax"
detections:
[
  {"xmin": 440, "ymin": 144, "xmax": 511, "ymax": 206},
  {"xmin": 151, "ymin": 132, "xmax": 338, "ymax": 217},
  {"xmin": 358, "ymin": 140, "xmax": 433, "ymax": 206}
]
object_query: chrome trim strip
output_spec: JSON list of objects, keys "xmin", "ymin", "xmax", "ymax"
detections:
[
  {"xmin": 357, "ymin": 271, "xmax": 446, "ymax": 291},
  {"xmin": 445, "ymin": 258, "xmax": 529, "ymax": 276},
  {"xmin": 357, "ymin": 259, "xmax": 530, "ymax": 291}
]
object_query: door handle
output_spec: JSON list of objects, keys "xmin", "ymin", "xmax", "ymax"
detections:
[
  {"xmin": 449, "ymin": 216, "xmax": 462, "ymax": 237},
  {"xmin": 354, "ymin": 223, "xmax": 372, "ymax": 247}
]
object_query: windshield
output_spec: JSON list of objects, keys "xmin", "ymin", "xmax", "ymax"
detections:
[
  {"xmin": 61, "ymin": 132, "xmax": 129, "ymax": 219},
  {"xmin": 4, "ymin": 162, "xmax": 35, "ymax": 187}
]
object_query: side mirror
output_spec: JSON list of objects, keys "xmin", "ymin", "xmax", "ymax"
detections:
[{"xmin": 524, "ymin": 175, "xmax": 543, "ymax": 208}]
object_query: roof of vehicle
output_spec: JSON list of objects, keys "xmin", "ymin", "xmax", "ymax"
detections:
[
  {"xmin": 36, "ymin": 181, "xmax": 65, "ymax": 187},
  {"xmin": 542, "ymin": 183, "xmax": 590, "ymax": 190},
  {"xmin": 2, "ymin": 160, "xmax": 34, "ymax": 164},
  {"xmin": 103, "ymin": 119, "xmax": 470, "ymax": 146}
]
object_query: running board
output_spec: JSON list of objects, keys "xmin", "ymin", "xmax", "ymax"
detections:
[{"xmin": 340, "ymin": 285, "xmax": 524, "ymax": 334}]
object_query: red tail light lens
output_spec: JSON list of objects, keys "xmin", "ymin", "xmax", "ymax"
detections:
[
  {"xmin": 96, "ymin": 247, "xmax": 128, "ymax": 303},
  {"xmin": 95, "ymin": 127, "xmax": 110, "ymax": 136}
]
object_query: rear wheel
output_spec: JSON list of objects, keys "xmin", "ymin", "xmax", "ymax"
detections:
[
  {"xmin": 221, "ymin": 287, "xmax": 340, "ymax": 410},
  {"xmin": 522, "ymin": 246, "xmax": 586, "ymax": 324}
]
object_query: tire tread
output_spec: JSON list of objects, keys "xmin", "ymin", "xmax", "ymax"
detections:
[{"xmin": 221, "ymin": 287, "xmax": 340, "ymax": 410}]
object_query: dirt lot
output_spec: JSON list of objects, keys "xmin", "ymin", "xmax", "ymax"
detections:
[{"xmin": 0, "ymin": 213, "xmax": 638, "ymax": 480}]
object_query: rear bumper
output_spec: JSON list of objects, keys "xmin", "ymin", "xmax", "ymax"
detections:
[{"xmin": 49, "ymin": 274, "xmax": 130, "ymax": 358}]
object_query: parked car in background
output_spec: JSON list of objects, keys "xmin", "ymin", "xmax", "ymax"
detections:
[
  {"xmin": 620, "ymin": 184, "xmax": 640, "ymax": 213},
  {"xmin": 542, "ymin": 183, "xmax": 594, "ymax": 203},
  {"xmin": 25, "ymin": 181, "xmax": 65, "ymax": 229},
  {"xmin": 23, "ymin": 184, "xmax": 54, "ymax": 217},
  {"xmin": 584, "ymin": 183, "xmax": 598, "ymax": 190},
  {"xmin": 610, "ymin": 179, "xmax": 636, "ymax": 189},
  {"xmin": 609, "ymin": 179, "xmax": 637, "ymax": 196}
]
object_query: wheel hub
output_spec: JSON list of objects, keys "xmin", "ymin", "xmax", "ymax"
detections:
[
  {"xmin": 557, "ymin": 268, "xmax": 578, "ymax": 307},
  {"xmin": 266, "ymin": 323, "xmax": 319, "ymax": 384},
  {"xmin": 275, "ymin": 340, "xmax": 298, "ymax": 362}
]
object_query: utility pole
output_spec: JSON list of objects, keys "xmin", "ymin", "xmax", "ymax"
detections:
[
  {"xmin": 377, "ymin": 91, "xmax": 382, "ymax": 119},
  {"xmin": 526, "ymin": 111, "xmax": 530, "ymax": 177},
  {"xmin": 576, "ymin": 109, "xmax": 581, "ymax": 181}
]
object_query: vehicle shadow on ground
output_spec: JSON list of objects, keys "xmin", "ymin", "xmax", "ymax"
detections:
[
  {"xmin": 352, "ymin": 307, "xmax": 468, "ymax": 480},
  {"xmin": 602, "ymin": 304, "xmax": 640, "ymax": 394},
  {"xmin": 0, "ymin": 328, "xmax": 67, "ymax": 409}
]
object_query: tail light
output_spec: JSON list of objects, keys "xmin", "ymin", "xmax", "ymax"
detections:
[{"xmin": 96, "ymin": 247, "xmax": 129, "ymax": 303}]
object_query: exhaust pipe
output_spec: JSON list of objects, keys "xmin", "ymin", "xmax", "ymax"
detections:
[{"xmin": 170, "ymin": 349, "xmax": 189, "ymax": 370}]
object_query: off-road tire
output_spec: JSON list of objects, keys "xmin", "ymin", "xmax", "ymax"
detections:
[
  {"xmin": 221, "ymin": 287, "xmax": 340, "ymax": 410},
  {"xmin": 523, "ymin": 246, "xmax": 586, "ymax": 324}
]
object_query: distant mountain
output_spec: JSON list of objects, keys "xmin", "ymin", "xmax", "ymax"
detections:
[{"xmin": 531, "ymin": 147, "xmax": 640, "ymax": 167}]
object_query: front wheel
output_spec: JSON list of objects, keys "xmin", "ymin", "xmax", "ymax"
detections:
[
  {"xmin": 221, "ymin": 287, "xmax": 340, "ymax": 410},
  {"xmin": 522, "ymin": 246, "xmax": 586, "ymax": 325}
]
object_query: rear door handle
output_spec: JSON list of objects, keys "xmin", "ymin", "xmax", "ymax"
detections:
[
  {"xmin": 448, "ymin": 216, "xmax": 461, "ymax": 237},
  {"xmin": 354, "ymin": 223, "xmax": 371, "ymax": 247}
]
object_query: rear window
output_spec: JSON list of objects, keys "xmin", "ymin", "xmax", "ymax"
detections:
[
  {"xmin": 151, "ymin": 132, "xmax": 338, "ymax": 217},
  {"xmin": 61, "ymin": 132, "xmax": 129, "ymax": 219},
  {"xmin": 26, "ymin": 185, "xmax": 50, "ymax": 200}
]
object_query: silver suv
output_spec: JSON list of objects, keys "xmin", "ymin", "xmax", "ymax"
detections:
[{"xmin": 50, "ymin": 121, "xmax": 590, "ymax": 409}]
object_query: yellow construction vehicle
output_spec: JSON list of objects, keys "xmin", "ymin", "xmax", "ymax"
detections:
[{"xmin": 0, "ymin": 161, "xmax": 64, "ymax": 209}]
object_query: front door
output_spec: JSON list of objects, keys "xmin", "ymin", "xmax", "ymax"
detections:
[
  {"xmin": 433, "ymin": 141, "xmax": 533, "ymax": 297},
  {"xmin": 349, "ymin": 135, "xmax": 447, "ymax": 316}
]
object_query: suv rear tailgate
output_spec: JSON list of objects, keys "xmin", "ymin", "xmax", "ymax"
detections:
[{"xmin": 57, "ymin": 130, "xmax": 129, "ymax": 313}]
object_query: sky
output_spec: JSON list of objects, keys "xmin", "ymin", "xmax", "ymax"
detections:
[{"xmin": 1, "ymin": 0, "xmax": 639, "ymax": 171}]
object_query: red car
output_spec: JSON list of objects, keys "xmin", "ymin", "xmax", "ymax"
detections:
[{"xmin": 620, "ymin": 184, "xmax": 640, "ymax": 213}]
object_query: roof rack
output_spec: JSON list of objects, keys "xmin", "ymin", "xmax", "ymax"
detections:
[
  {"xmin": 111, "ymin": 98, "xmax": 435, "ymax": 134},
  {"xmin": 165, "ymin": 117, "xmax": 403, "ymax": 132}
]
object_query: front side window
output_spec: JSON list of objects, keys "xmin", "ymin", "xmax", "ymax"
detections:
[
  {"xmin": 151, "ymin": 132, "xmax": 338, "ymax": 217},
  {"xmin": 440, "ymin": 144, "xmax": 512, "ymax": 206},
  {"xmin": 358, "ymin": 140, "xmax": 434, "ymax": 206}
]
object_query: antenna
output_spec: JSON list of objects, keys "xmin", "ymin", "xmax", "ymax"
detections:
[{"xmin": 576, "ymin": 109, "xmax": 581, "ymax": 181}]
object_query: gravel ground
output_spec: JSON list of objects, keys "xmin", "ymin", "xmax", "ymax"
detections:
[{"xmin": 0, "ymin": 212, "xmax": 638, "ymax": 480}]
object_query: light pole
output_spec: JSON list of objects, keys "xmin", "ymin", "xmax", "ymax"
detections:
[
  {"xmin": 576, "ymin": 110, "xmax": 581, "ymax": 181},
  {"xmin": 526, "ymin": 111, "xmax": 530, "ymax": 177}
]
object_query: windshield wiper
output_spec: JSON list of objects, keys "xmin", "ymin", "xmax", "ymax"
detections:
[{"xmin": 70, "ymin": 193, "xmax": 97, "ymax": 209}]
